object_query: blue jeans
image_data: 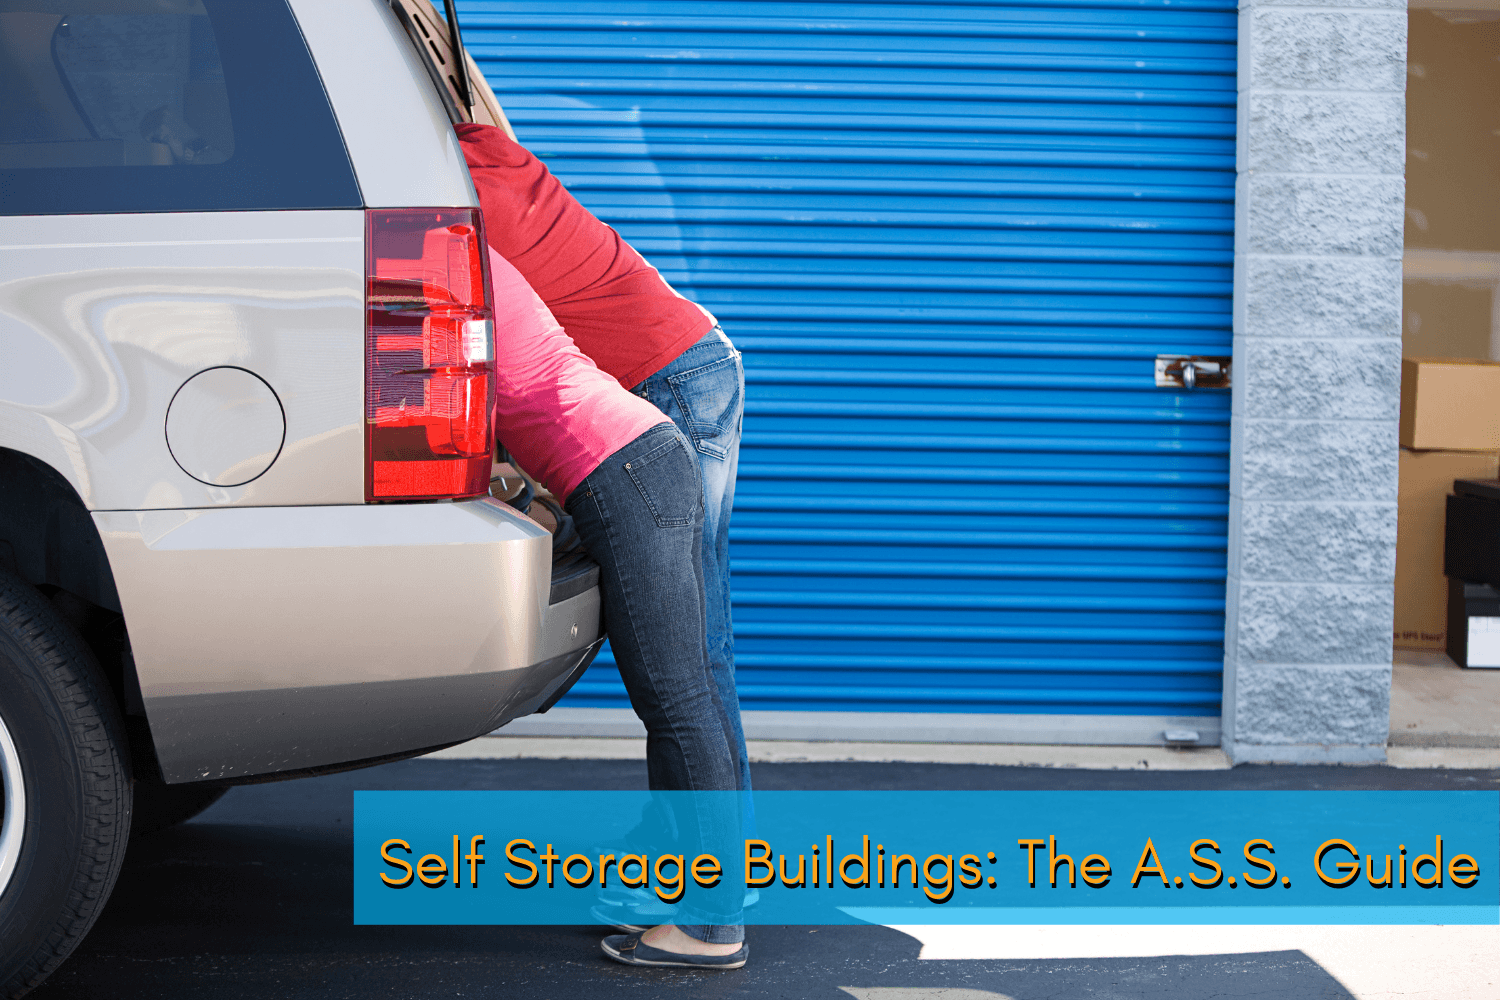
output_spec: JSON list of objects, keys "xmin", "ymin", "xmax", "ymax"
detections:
[
  {"xmin": 631, "ymin": 326, "xmax": 750, "ymax": 799},
  {"xmin": 565, "ymin": 422, "xmax": 745, "ymax": 942}
]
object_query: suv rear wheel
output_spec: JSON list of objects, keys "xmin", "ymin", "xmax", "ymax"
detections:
[{"xmin": 0, "ymin": 570, "xmax": 132, "ymax": 999}]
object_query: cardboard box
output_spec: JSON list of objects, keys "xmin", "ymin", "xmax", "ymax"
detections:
[
  {"xmin": 1400, "ymin": 357, "xmax": 1500, "ymax": 451},
  {"xmin": 1395, "ymin": 448, "xmax": 1500, "ymax": 650}
]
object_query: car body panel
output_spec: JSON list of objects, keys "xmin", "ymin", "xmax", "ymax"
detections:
[
  {"xmin": 289, "ymin": 0, "xmax": 477, "ymax": 210},
  {"xmin": 95, "ymin": 497, "xmax": 601, "ymax": 782},
  {"xmin": 0, "ymin": 210, "xmax": 366, "ymax": 510},
  {"xmin": 140, "ymin": 641, "xmax": 602, "ymax": 782}
]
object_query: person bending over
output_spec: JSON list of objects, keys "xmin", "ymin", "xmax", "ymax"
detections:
[
  {"xmin": 455, "ymin": 124, "xmax": 750, "ymax": 814},
  {"xmin": 487, "ymin": 247, "xmax": 746, "ymax": 969}
]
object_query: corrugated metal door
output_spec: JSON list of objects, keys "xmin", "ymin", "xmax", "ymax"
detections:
[{"xmin": 460, "ymin": 0, "xmax": 1236, "ymax": 722}]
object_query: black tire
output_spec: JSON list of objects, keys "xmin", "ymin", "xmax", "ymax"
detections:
[
  {"xmin": 130, "ymin": 777, "xmax": 228, "ymax": 839},
  {"xmin": 0, "ymin": 570, "xmax": 132, "ymax": 999}
]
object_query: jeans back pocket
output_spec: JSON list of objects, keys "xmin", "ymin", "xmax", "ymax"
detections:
[
  {"xmin": 626, "ymin": 433, "xmax": 702, "ymax": 528},
  {"xmin": 666, "ymin": 351, "xmax": 743, "ymax": 462}
]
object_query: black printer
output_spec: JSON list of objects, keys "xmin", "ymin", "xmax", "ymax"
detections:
[{"xmin": 1443, "ymin": 479, "xmax": 1500, "ymax": 667}]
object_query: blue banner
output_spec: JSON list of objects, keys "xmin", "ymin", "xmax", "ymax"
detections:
[{"xmin": 353, "ymin": 791, "xmax": 1497, "ymax": 925}]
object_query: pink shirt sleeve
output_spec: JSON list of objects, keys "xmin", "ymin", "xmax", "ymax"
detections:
[{"xmin": 488, "ymin": 248, "xmax": 669, "ymax": 502}]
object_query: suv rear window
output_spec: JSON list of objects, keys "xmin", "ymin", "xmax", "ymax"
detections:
[{"xmin": 0, "ymin": 0, "xmax": 360, "ymax": 215}]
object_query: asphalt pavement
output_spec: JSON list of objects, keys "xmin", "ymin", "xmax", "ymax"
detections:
[{"xmin": 30, "ymin": 757, "xmax": 1500, "ymax": 1000}]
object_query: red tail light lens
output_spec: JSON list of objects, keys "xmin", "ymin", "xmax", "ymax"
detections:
[{"xmin": 366, "ymin": 208, "xmax": 494, "ymax": 501}]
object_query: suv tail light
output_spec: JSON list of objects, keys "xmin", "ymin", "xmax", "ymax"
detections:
[{"xmin": 366, "ymin": 208, "xmax": 494, "ymax": 501}]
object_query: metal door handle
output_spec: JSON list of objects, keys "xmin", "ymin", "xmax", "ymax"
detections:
[{"xmin": 1155, "ymin": 355, "xmax": 1230, "ymax": 389}]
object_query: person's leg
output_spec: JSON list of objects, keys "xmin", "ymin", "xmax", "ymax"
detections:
[
  {"xmin": 632, "ymin": 327, "xmax": 749, "ymax": 797},
  {"xmin": 566, "ymin": 423, "xmax": 744, "ymax": 949}
]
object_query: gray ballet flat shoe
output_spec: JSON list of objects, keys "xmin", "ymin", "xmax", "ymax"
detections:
[{"xmin": 600, "ymin": 933, "xmax": 748, "ymax": 969}]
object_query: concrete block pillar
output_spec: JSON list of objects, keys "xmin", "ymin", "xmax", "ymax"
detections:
[{"xmin": 1224, "ymin": 0, "xmax": 1407, "ymax": 763}]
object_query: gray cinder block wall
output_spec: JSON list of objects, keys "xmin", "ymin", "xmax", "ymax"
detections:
[{"xmin": 1223, "ymin": 0, "xmax": 1406, "ymax": 763}]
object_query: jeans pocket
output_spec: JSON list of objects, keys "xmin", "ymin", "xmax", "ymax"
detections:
[
  {"xmin": 625, "ymin": 434, "xmax": 701, "ymax": 528},
  {"xmin": 666, "ymin": 351, "xmax": 743, "ymax": 462}
]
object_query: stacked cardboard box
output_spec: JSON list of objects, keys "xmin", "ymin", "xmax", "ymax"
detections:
[{"xmin": 1394, "ymin": 358, "xmax": 1500, "ymax": 652}]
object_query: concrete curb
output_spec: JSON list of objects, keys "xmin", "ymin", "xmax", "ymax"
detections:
[
  {"xmin": 428, "ymin": 737, "xmax": 1233, "ymax": 770},
  {"xmin": 425, "ymin": 737, "xmax": 1500, "ymax": 770}
]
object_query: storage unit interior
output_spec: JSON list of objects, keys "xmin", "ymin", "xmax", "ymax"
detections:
[{"xmin": 1402, "ymin": 6, "xmax": 1500, "ymax": 360}]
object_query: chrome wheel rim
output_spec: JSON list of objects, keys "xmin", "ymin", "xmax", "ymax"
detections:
[{"xmin": 0, "ymin": 708, "xmax": 25, "ymax": 901}]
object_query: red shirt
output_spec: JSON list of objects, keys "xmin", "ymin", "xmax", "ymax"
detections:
[{"xmin": 455, "ymin": 123, "xmax": 714, "ymax": 389}]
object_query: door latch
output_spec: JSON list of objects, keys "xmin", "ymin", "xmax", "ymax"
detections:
[{"xmin": 1156, "ymin": 355, "xmax": 1231, "ymax": 390}]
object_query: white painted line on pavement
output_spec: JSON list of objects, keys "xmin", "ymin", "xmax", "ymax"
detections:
[{"xmin": 885, "ymin": 924, "xmax": 1500, "ymax": 1000}]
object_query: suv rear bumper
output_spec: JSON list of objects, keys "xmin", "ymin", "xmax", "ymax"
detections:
[{"xmin": 95, "ymin": 498, "xmax": 602, "ymax": 783}]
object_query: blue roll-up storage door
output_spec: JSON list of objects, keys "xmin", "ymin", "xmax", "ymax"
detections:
[{"xmin": 461, "ymin": 0, "xmax": 1236, "ymax": 722}]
